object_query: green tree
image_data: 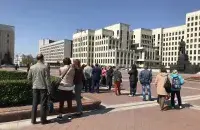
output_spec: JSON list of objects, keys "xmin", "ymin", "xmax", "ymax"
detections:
[{"xmin": 21, "ymin": 55, "xmax": 34, "ymax": 65}]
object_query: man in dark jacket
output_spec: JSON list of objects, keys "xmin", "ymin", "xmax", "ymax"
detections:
[
  {"xmin": 92, "ymin": 63, "xmax": 102, "ymax": 93},
  {"xmin": 106, "ymin": 66, "xmax": 114, "ymax": 90},
  {"xmin": 139, "ymin": 65, "xmax": 152, "ymax": 101},
  {"xmin": 128, "ymin": 64, "xmax": 138, "ymax": 97}
]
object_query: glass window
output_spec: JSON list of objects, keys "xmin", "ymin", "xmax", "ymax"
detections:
[{"xmin": 188, "ymin": 17, "xmax": 190, "ymax": 21}]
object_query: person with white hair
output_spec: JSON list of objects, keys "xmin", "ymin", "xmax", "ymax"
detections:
[{"xmin": 170, "ymin": 70, "xmax": 184, "ymax": 109}]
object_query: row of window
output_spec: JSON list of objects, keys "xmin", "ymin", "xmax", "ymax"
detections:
[
  {"xmin": 188, "ymin": 15, "xmax": 200, "ymax": 21},
  {"xmin": 141, "ymin": 34, "xmax": 151, "ymax": 39},
  {"xmin": 163, "ymin": 36, "xmax": 184, "ymax": 41},
  {"xmin": 187, "ymin": 27, "xmax": 200, "ymax": 32},
  {"xmin": 163, "ymin": 31, "xmax": 184, "ymax": 37},
  {"xmin": 187, "ymin": 21, "xmax": 200, "ymax": 27},
  {"xmin": 73, "ymin": 53, "xmax": 94, "ymax": 58}
]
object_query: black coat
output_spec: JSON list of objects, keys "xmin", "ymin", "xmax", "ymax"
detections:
[{"xmin": 128, "ymin": 69, "xmax": 138, "ymax": 83}]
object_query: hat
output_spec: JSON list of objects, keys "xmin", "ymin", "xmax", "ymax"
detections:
[{"xmin": 172, "ymin": 70, "xmax": 178, "ymax": 74}]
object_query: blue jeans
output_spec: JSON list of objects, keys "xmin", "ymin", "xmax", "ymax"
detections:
[
  {"xmin": 92, "ymin": 79, "xmax": 100, "ymax": 93},
  {"xmin": 75, "ymin": 83, "xmax": 83, "ymax": 113},
  {"xmin": 142, "ymin": 84, "xmax": 151, "ymax": 100}
]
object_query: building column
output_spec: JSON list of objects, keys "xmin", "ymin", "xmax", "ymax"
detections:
[
  {"xmin": 123, "ymin": 52, "xmax": 125, "ymax": 67},
  {"xmin": 119, "ymin": 52, "xmax": 121, "ymax": 67}
]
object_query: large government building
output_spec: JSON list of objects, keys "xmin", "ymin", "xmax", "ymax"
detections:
[
  {"xmin": 39, "ymin": 39, "xmax": 72, "ymax": 65},
  {"xmin": 0, "ymin": 24, "xmax": 15, "ymax": 65},
  {"xmin": 72, "ymin": 10, "xmax": 200, "ymax": 68}
]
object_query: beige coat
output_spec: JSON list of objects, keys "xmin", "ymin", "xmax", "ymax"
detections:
[
  {"xmin": 155, "ymin": 73, "xmax": 170, "ymax": 95},
  {"xmin": 58, "ymin": 65, "xmax": 75, "ymax": 91}
]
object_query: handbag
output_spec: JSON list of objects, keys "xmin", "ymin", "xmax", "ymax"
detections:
[
  {"xmin": 164, "ymin": 75, "xmax": 171, "ymax": 93},
  {"xmin": 50, "ymin": 66, "xmax": 71, "ymax": 100}
]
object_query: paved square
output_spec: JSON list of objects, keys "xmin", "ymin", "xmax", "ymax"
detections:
[{"xmin": 1, "ymin": 69, "xmax": 200, "ymax": 130}]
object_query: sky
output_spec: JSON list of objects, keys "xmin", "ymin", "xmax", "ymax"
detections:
[{"xmin": 0, "ymin": 0, "xmax": 200, "ymax": 57}]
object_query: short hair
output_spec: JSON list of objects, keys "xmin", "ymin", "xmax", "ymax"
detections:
[
  {"xmin": 63, "ymin": 57, "xmax": 71, "ymax": 65},
  {"xmin": 36, "ymin": 54, "xmax": 44, "ymax": 61},
  {"xmin": 144, "ymin": 65, "xmax": 148, "ymax": 69},
  {"xmin": 160, "ymin": 67, "xmax": 167, "ymax": 73},
  {"xmin": 95, "ymin": 63, "xmax": 98, "ymax": 67}
]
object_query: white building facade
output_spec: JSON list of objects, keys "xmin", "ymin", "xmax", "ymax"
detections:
[
  {"xmin": 0, "ymin": 24, "xmax": 15, "ymax": 65},
  {"xmin": 39, "ymin": 39, "xmax": 72, "ymax": 65},
  {"xmin": 72, "ymin": 23, "xmax": 135, "ymax": 67}
]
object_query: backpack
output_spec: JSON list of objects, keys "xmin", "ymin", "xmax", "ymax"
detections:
[
  {"xmin": 164, "ymin": 75, "xmax": 171, "ymax": 93},
  {"xmin": 172, "ymin": 76, "xmax": 181, "ymax": 90}
]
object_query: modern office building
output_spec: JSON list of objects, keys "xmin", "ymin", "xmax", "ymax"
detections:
[
  {"xmin": 39, "ymin": 39, "xmax": 72, "ymax": 65},
  {"xmin": 133, "ymin": 10, "xmax": 200, "ymax": 68},
  {"xmin": 0, "ymin": 24, "xmax": 15, "ymax": 65},
  {"xmin": 72, "ymin": 23, "xmax": 135, "ymax": 67}
]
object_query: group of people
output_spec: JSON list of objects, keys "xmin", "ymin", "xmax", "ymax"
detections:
[
  {"xmin": 27, "ymin": 54, "xmax": 184, "ymax": 124},
  {"xmin": 81, "ymin": 64, "xmax": 122, "ymax": 95},
  {"xmin": 27, "ymin": 54, "xmax": 124, "ymax": 124},
  {"xmin": 128, "ymin": 65, "xmax": 184, "ymax": 111},
  {"xmin": 28, "ymin": 54, "xmax": 85, "ymax": 124}
]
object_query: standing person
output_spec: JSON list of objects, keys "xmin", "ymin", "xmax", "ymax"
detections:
[
  {"xmin": 170, "ymin": 70, "xmax": 184, "ymax": 109},
  {"xmin": 101, "ymin": 66, "xmax": 107, "ymax": 86},
  {"xmin": 92, "ymin": 63, "xmax": 102, "ymax": 93},
  {"xmin": 128, "ymin": 64, "xmax": 138, "ymax": 97},
  {"xmin": 27, "ymin": 63, "xmax": 30, "ymax": 73},
  {"xmin": 27, "ymin": 54, "xmax": 51, "ymax": 124},
  {"xmin": 155, "ymin": 67, "xmax": 170, "ymax": 111},
  {"xmin": 81, "ymin": 64, "xmax": 86, "ymax": 91},
  {"xmin": 73, "ymin": 59, "xmax": 84, "ymax": 116},
  {"xmin": 139, "ymin": 66, "xmax": 153, "ymax": 101},
  {"xmin": 83, "ymin": 64, "xmax": 93, "ymax": 92},
  {"xmin": 113, "ymin": 67, "xmax": 122, "ymax": 96},
  {"xmin": 106, "ymin": 66, "xmax": 114, "ymax": 91},
  {"xmin": 57, "ymin": 57, "xmax": 75, "ymax": 120}
]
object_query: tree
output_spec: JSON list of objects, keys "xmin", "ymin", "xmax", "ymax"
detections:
[{"xmin": 21, "ymin": 55, "xmax": 34, "ymax": 65}]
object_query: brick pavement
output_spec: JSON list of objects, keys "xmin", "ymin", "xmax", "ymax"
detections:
[{"xmin": 1, "ymin": 68, "xmax": 200, "ymax": 130}]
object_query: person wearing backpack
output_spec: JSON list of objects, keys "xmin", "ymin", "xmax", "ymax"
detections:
[
  {"xmin": 155, "ymin": 67, "xmax": 171, "ymax": 111},
  {"xmin": 170, "ymin": 70, "xmax": 184, "ymax": 109}
]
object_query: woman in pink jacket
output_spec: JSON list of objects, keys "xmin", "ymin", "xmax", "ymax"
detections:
[{"xmin": 101, "ymin": 66, "xmax": 107, "ymax": 86}]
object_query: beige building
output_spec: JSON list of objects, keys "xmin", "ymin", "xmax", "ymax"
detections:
[
  {"xmin": 39, "ymin": 39, "xmax": 72, "ymax": 65},
  {"xmin": 72, "ymin": 23, "xmax": 135, "ymax": 67},
  {"xmin": 0, "ymin": 24, "xmax": 15, "ymax": 65}
]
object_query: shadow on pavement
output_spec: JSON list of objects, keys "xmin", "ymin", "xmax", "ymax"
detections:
[{"xmin": 48, "ymin": 106, "xmax": 114, "ymax": 124}]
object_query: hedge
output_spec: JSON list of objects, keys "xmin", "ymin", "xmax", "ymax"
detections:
[
  {"xmin": 0, "ymin": 76, "xmax": 58, "ymax": 107},
  {"xmin": 0, "ymin": 80, "xmax": 32, "ymax": 107},
  {"xmin": 0, "ymin": 70, "xmax": 27, "ymax": 80}
]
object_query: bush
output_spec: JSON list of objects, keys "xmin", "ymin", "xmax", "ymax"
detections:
[
  {"xmin": 0, "ymin": 70, "xmax": 27, "ymax": 80},
  {"xmin": 0, "ymin": 80, "xmax": 32, "ymax": 107},
  {"xmin": 0, "ymin": 75, "xmax": 59, "ymax": 107}
]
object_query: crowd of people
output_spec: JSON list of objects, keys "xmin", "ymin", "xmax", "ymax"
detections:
[{"xmin": 27, "ymin": 54, "xmax": 184, "ymax": 125}]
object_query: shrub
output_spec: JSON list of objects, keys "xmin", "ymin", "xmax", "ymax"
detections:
[
  {"xmin": 0, "ymin": 76, "xmax": 59, "ymax": 107},
  {"xmin": 0, "ymin": 80, "xmax": 32, "ymax": 107},
  {"xmin": 0, "ymin": 70, "xmax": 27, "ymax": 80}
]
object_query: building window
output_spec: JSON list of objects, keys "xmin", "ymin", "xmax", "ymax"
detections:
[
  {"xmin": 195, "ymin": 22, "xmax": 198, "ymax": 26},
  {"xmin": 191, "ymin": 23, "xmax": 194, "ymax": 26},
  {"xmin": 182, "ymin": 31, "xmax": 184, "ymax": 34},
  {"xmin": 188, "ymin": 17, "xmax": 190, "ymax": 21},
  {"xmin": 192, "ymin": 17, "xmax": 194, "ymax": 20},
  {"xmin": 195, "ymin": 16, "xmax": 198, "ymax": 20},
  {"xmin": 195, "ymin": 27, "xmax": 197, "ymax": 31},
  {"xmin": 187, "ymin": 23, "xmax": 190, "ymax": 27}
]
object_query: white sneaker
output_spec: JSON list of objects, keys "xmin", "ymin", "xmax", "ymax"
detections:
[
  {"xmin": 179, "ymin": 106, "xmax": 183, "ymax": 109},
  {"xmin": 128, "ymin": 94, "xmax": 133, "ymax": 97}
]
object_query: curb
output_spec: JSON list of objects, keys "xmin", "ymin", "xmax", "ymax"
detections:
[{"xmin": 0, "ymin": 97, "xmax": 101, "ymax": 123}]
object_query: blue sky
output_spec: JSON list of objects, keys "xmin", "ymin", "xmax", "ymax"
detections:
[{"xmin": 0, "ymin": 0, "xmax": 200, "ymax": 57}]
